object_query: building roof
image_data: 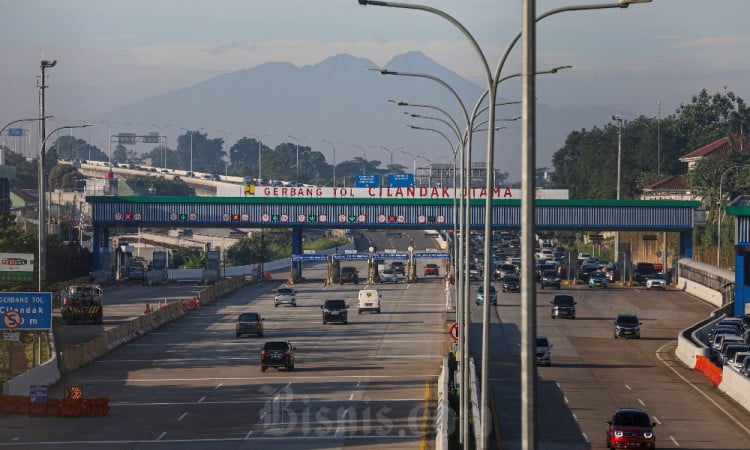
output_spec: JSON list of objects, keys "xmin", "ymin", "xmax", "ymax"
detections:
[
  {"xmin": 679, "ymin": 136, "xmax": 749, "ymax": 164},
  {"xmin": 643, "ymin": 175, "xmax": 688, "ymax": 192}
]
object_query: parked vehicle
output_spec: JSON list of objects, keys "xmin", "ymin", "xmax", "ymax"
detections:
[
  {"xmin": 550, "ymin": 293, "xmax": 576, "ymax": 319},
  {"xmin": 236, "ymin": 312, "xmax": 264, "ymax": 338},
  {"xmin": 357, "ymin": 289, "xmax": 381, "ymax": 314},
  {"xmin": 260, "ymin": 341, "xmax": 295, "ymax": 372},
  {"xmin": 274, "ymin": 287, "xmax": 296, "ymax": 307},
  {"xmin": 614, "ymin": 314, "xmax": 641, "ymax": 339},
  {"xmin": 536, "ymin": 336, "xmax": 553, "ymax": 367},
  {"xmin": 322, "ymin": 299, "xmax": 348, "ymax": 324},
  {"xmin": 606, "ymin": 408, "xmax": 656, "ymax": 449},
  {"xmin": 720, "ymin": 344, "xmax": 750, "ymax": 367},
  {"xmin": 727, "ymin": 351, "xmax": 750, "ymax": 371}
]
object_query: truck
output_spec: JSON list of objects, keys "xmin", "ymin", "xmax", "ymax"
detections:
[{"xmin": 61, "ymin": 284, "xmax": 104, "ymax": 325}]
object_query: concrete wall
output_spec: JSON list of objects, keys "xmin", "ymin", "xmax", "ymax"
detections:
[
  {"xmin": 3, "ymin": 331, "xmax": 61, "ymax": 396},
  {"xmin": 675, "ymin": 277, "xmax": 725, "ymax": 307}
]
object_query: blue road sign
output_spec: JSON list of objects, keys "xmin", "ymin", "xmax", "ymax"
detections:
[
  {"xmin": 413, "ymin": 252, "xmax": 450, "ymax": 259},
  {"xmin": 388, "ymin": 173, "xmax": 414, "ymax": 188},
  {"xmin": 7, "ymin": 128, "xmax": 24, "ymax": 137},
  {"xmin": 333, "ymin": 253, "xmax": 370, "ymax": 261},
  {"xmin": 354, "ymin": 174, "xmax": 380, "ymax": 188},
  {"xmin": 291, "ymin": 254, "xmax": 328, "ymax": 262},
  {"xmin": 30, "ymin": 385, "xmax": 48, "ymax": 403},
  {"xmin": 0, "ymin": 292, "xmax": 52, "ymax": 330}
]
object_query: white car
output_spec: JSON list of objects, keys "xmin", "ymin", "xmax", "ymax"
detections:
[
  {"xmin": 645, "ymin": 274, "xmax": 667, "ymax": 290},
  {"xmin": 379, "ymin": 269, "xmax": 398, "ymax": 284},
  {"xmin": 274, "ymin": 287, "xmax": 296, "ymax": 307}
]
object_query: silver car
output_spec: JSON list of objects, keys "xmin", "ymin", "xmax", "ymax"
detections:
[
  {"xmin": 274, "ymin": 287, "xmax": 296, "ymax": 307},
  {"xmin": 379, "ymin": 269, "xmax": 398, "ymax": 284},
  {"xmin": 536, "ymin": 336, "xmax": 553, "ymax": 367}
]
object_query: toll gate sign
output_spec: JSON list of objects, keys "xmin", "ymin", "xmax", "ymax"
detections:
[{"xmin": 0, "ymin": 292, "xmax": 52, "ymax": 330}]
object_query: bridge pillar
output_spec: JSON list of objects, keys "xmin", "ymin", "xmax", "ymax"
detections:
[
  {"xmin": 291, "ymin": 228, "xmax": 303, "ymax": 282},
  {"xmin": 679, "ymin": 230, "xmax": 693, "ymax": 259},
  {"xmin": 735, "ymin": 246, "xmax": 750, "ymax": 316}
]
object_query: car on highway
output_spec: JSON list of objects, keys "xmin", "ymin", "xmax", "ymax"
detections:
[
  {"xmin": 614, "ymin": 313, "xmax": 641, "ymax": 339},
  {"xmin": 339, "ymin": 267, "xmax": 359, "ymax": 284},
  {"xmin": 645, "ymin": 273, "xmax": 667, "ymax": 290},
  {"xmin": 390, "ymin": 261, "xmax": 406, "ymax": 276},
  {"xmin": 236, "ymin": 312, "xmax": 264, "ymax": 338},
  {"xmin": 476, "ymin": 285, "xmax": 498, "ymax": 305},
  {"xmin": 357, "ymin": 289, "xmax": 381, "ymax": 314},
  {"xmin": 128, "ymin": 262, "xmax": 145, "ymax": 282},
  {"xmin": 424, "ymin": 263, "xmax": 440, "ymax": 277},
  {"xmin": 501, "ymin": 275, "xmax": 520, "ymax": 293},
  {"xmin": 550, "ymin": 293, "xmax": 576, "ymax": 319},
  {"xmin": 322, "ymin": 299, "xmax": 348, "ymax": 324},
  {"xmin": 540, "ymin": 269, "xmax": 561, "ymax": 290},
  {"xmin": 469, "ymin": 264, "xmax": 482, "ymax": 281},
  {"xmin": 379, "ymin": 268, "xmax": 398, "ymax": 283},
  {"xmin": 274, "ymin": 287, "xmax": 296, "ymax": 307},
  {"xmin": 260, "ymin": 340, "xmax": 295, "ymax": 372},
  {"xmin": 588, "ymin": 271, "xmax": 608, "ymax": 288},
  {"xmin": 605, "ymin": 408, "xmax": 656, "ymax": 449},
  {"xmin": 536, "ymin": 336, "xmax": 552, "ymax": 367}
]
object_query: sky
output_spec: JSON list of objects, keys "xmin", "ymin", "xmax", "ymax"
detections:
[{"xmin": 2, "ymin": 0, "xmax": 749, "ymax": 170}]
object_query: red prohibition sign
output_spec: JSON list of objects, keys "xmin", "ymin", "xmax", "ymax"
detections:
[
  {"xmin": 449, "ymin": 322, "xmax": 459, "ymax": 342},
  {"xmin": 3, "ymin": 310, "xmax": 22, "ymax": 330}
]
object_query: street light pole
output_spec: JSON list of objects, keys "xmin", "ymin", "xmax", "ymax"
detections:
[
  {"xmin": 612, "ymin": 114, "xmax": 623, "ymax": 271},
  {"xmin": 218, "ymin": 129, "xmax": 233, "ymax": 176},
  {"xmin": 38, "ymin": 59, "xmax": 57, "ymax": 174},
  {"xmin": 657, "ymin": 101, "xmax": 661, "ymax": 175},
  {"xmin": 322, "ymin": 139, "xmax": 341, "ymax": 187},
  {"xmin": 249, "ymin": 132, "xmax": 269, "ymax": 181},
  {"xmin": 39, "ymin": 124, "xmax": 91, "ymax": 291},
  {"xmin": 288, "ymin": 134, "xmax": 306, "ymax": 185}
]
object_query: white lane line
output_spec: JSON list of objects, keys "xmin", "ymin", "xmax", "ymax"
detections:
[
  {"xmin": 215, "ymin": 383, "xmax": 223, "ymax": 390},
  {"xmin": 638, "ymin": 398, "xmax": 646, "ymax": 406},
  {"xmin": 342, "ymin": 409, "xmax": 349, "ymax": 419},
  {"xmin": 349, "ymin": 393, "xmax": 355, "ymax": 401},
  {"xmin": 582, "ymin": 433, "xmax": 590, "ymax": 443},
  {"xmin": 652, "ymin": 416, "xmax": 661, "ymax": 425},
  {"xmin": 198, "ymin": 396, "xmax": 206, "ymax": 403},
  {"xmin": 625, "ymin": 384, "xmax": 632, "ymax": 391},
  {"xmin": 76, "ymin": 374, "xmax": 439, "ymax": 383},
  {"xmin": 111, "ymin": 397, "xmax": 425, "ymax": 407},
  {"xmin": 177, "ymin": 412, "xmax": 188, "ymax": 422},
  {"xmin": 563, "ymin": 396, "xmax": 568, "ymax": 405},
  {"xmin": 244, "ymin": 430, "xmax": 253, "ymax": 439},
  {"xmin": 259, "ymin": 411, "xmax": 267, "ymax": 420},
  {"xmin": 356, "ymin": 381, "xmax": 361, "ymax": 388},
  {"xmin": 556, "ymin": 382, "xmax": 561, "ymax": 388},
  {"xmin": 670, "ymin": 435, "xmax": 680, "ymax": 447},
  {"xmin": 656, "ymin": 341, "xmax": 750, "ymax": 436},
  {"xmin": 156, "ymin": 432, "xmax": 166, "ymax": 441},
  {"xmin": 572, "ymin": 413, "xmax": 578, "ymax": 422},
  {"xmin": 334, "ymin": 427, "xmax": 343, "ymax": 437}
]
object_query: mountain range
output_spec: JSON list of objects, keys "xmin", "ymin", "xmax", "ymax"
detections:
[{"xmin": 94, "ymin": 51, "xmax": 622, "ymax": 182}]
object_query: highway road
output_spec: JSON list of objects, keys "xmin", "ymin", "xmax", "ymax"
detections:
[
  {"xmin": 2, "ymin": 262, "xmax": 449, "ymax": 449},
  {"xmin": 479, "ymin": 282, "xmax": 750, "ymax": 449}
]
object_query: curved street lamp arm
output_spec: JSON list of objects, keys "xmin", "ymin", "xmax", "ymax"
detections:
[
  {"xmin": 1, "ymin": 117, "xmax": 53, "ymax": 137},
  {"xmin": 389, "ymin": 100, "xmax": 463, "ymax": 144},
  {"xmin": 403, "ymin": 112, "xmax": 462, "ymax": 145},
  {"xmin": 406, "ymin": 125, "xmax": 457, "ymax": 157}
]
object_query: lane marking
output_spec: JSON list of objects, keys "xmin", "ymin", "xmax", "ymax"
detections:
[
  {"xmin": 111, "ymin": 397, "xmax": 424, "ymax": 407},
  {"xmin": 556, "ymin": 382, "xmax": 561, "ymax": 388},
  {"xmin": 198, "ymin": 396, "xmax": 206, "ymax": 403},
  {"xmin": 1, "ymin": 435, "xmax": 417, "ymax": 445},
  {"xmin": 244, "ymin": 430, "xmax": 253, "ymax": 440},
  {"xmin": 563, "ymin": 395, "xmax": 568, "ymax": 405},
  {"xmin": 652, "ymin": 416, "xmax": 661, "ymax": 425},
  {"xmin": 582, "ymin": 432, "xmax": 590, "ymax": 443},
  {"xmin": 342, "ymin": 409, "xmax": 349, "ymax": 418},
  {"xmin": 156, "ymin": 432, "xmax": 166, "ymax": 441},
  {"xmin": 215, "ymin": 383, "xmax": 223, "ymax": 390},
  {"xmin": 625, "ymin": 384, "xmax": 632, "ymax": 391},
  {"xmin": 670, "ymin": 435, "xmax": 680, "ymax": 447},
  {"xmin": 420, "ymin": 379, "xmax": 430, "ymax": 450},
  {"xmin": 177, "ymin": 412, "xmax": 188, "ymax": 422},
  {"xmin": 572, "ymin": 413, "xmax": 578, "ymax": 422},
  {"xmin": 656, "ymin": 341, "xmax": 750, "ymax": 437},
  {"xmin": 259, "ymin": 411, "xmax": 267, "ymax": 420},
  {"xmin": 638, "ymin": 398, "xmax": 646, "ymax": 406},
  {"xmin": 349, "ymin": 393, "xmax": 355, "ymax": 401},
  {"xmin": 78, "ymin": 374, "xmax": 439, "ymax": 383}
]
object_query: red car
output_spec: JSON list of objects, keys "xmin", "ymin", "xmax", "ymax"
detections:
[
  {"xmin": 606, "ymin": 408, "xmax": 656, "ymax": 449},
  {"xmin": 424, "ymin": 263, "xmax": 440, "ymax": 277}
]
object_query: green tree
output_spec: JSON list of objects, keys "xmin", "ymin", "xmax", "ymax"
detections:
[
  {"xmin": 112, "ymin": 145, "xmax": 128, "ymax": 165},
  {"xmin": 48, "ymin": 164, "xmax": 83, "ymax": 190},
  {"xmin": 176, "ymin": 131, "xmax": 225, "ymax": 174}
]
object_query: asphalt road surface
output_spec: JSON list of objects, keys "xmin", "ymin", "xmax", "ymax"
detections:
[{"xmin": 2, "ymin": 264, "xmax": 449, "ymax": 449}]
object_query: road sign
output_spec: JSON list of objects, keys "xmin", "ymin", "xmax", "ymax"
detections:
[
  {"xmin": 7, "ymin": 128, "xmax": 24, "ymax": 137},
  {"xmin": 0, "ymin": 292, "xmax": 52, "ymax": 330},
  {"xmin": 291, "ymin": 254, "xmax": 328, "ymax": 262},
  {"xmin": 354, "ymin": 174, "xmax": 380, "ymax": 188},
  {"xmin": 3, "ymin": 331, "xmax": 19, "ymax": 341},
  {"xmin": 30, "ymin": 385, "xmax": 48, "ymax": 403},
  {"xmin": 388, "ymin": 173, "xmax": 414, "ymax": 188},
  {"xmin": 449, "ymin": 322, "xmax": 459, "ymax": 342},
  {"xmin": 64, "ymin": 385, "xmax": 83, "ymax": 400}
]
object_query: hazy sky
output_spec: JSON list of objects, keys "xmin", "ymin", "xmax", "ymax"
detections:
[{"xmin": 2, "ymin": 0, "xmax": 749, "ymax": 155}]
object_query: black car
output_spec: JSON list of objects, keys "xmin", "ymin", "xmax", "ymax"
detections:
[
  {"xmin": 390, "ymin": 261, "xmax": 406, "ymax": 276},
  {"xmin": 322, "ymin": 299, "xmax": 348, "ymax": 324},
  {"xmin": 551, "ymin": 293, "xmax": 576, "ymax": 319},
  {"xmin": 260, "ymin": 341, "xmax": 295, "ymax": 372},
  {"xmin": 340, "ymin": 267, "xmax": 359, "ymax": 284},
  {"xmin": 236, "ymin": 312, "xmax": 264, "ymax": 338},
  {"xmin": 614, "ymin": 313, "xmax": 641, "ymax": 339},
  {"xmin": 540, "ymin": 269, "xmax": 561, "ymax": 289},
  {"xmin": 502, "ymin": 275, "xmax": 520, "ymax": 293}
]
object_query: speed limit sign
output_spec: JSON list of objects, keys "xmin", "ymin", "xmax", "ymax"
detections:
[{"xmin": 449, "ymin": 322, "xmax": 459, "ymax": 342}]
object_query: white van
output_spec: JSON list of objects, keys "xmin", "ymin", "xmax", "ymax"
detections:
[{"xmin": 358, "ymin": 289, "xmax": 381, "ymax": 314}]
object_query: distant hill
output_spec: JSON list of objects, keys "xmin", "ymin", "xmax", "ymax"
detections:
[{"xmin": 95, "ymin": 51, "xmax": 624, "ymax": 182}]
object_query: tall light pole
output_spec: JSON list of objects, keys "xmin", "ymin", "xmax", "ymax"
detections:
[
  {"xmin": 717, "ymin": 165, "xmax": 748, "ymax": 266},
  {"xmin": 657, "ymin": 101, "xmax": 662, "ymax": 175},
  {"xmin": 152, "ymin": 123, "xmax": 169, "ymax": 170},
  {"xmin": 249, "ymin": 132, "xmax": 269, "ymax": 181},
  {"xmin": 218, "ymin": 129, "xmax": 233, "ymax": 176},
  {"xmin": 38, "ymin": 59, "xmax": 57, "ymax": 172},
  {"xmin": 180, "ymin": 127, "xmax": 204, "ymax": 174},
  {"xmin": 379, "ymin": 145, "xmax": 403, "ymax": 169},
  {"xmin": 612, "ymin": 114, "xmax": 623, "ymax": 272},
  {"xmin": 288, "ymin": 134, "xmax": 306, "ymax": 185},
  {"xmin": 322, "ymin": 139, "xmax": 341, "ymax": 187},
  {"xmin": 358, "ymin": 1, "xmax": 652, "ymax": 447},
  {"xmin": 39, "ymin": 124, "xmax": 91, "ymax": 291},
  {"xmin": 352, "ymin": 144, "xmax": 373, "ymax": 174}
]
